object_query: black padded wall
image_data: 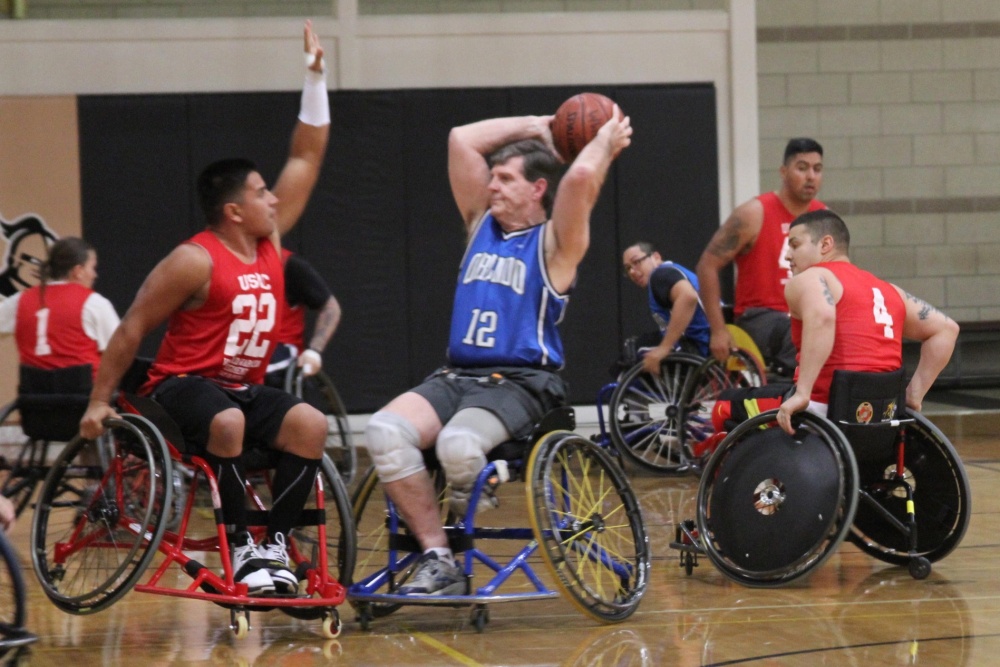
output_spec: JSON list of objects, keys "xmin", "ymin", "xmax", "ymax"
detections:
[{"xmin": 79, "ymin": 83, "xmax": 718, "ymax": 411}]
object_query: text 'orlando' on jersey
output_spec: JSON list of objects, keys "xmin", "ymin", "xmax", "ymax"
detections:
[
  {"xmin": 447, "ymin": 214, "xmax": 569, "ymax": 369},
  {"xmin": 144, "ymin": 231, "xmax": 284, "ymax": 392}
]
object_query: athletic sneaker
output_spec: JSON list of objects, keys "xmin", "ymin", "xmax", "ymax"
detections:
[
  {"xmin": 260, "ymin": 532, "xmax": 299, "ymax": 596},
  {"xmin": 231, "ymin": 535, "xmax": 275, "ymax": 596},
  {"xmin": 396, "ymin": 552, "xmax": 466, "ymax": 596}
]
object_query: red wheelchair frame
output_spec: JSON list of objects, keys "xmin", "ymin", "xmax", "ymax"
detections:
[{"xmin": 30, "ymin": 393, "xmax": 354, "ymax": 639}]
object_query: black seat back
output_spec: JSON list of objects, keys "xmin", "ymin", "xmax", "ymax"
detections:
[
  {"xmin": 827, "ymin": 368, "xmax": 906, "ymax": 462},
  {"xmin": 487, "ymin": 406, "xmax": 576, "ymax": 463},
  {"xmin": 18, "ymin": 364, "xmax": 92, "ymax": 441}
]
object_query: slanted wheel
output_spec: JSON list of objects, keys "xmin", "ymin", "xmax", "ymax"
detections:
[
  {"xmin": 0, "ymin": 401, "xmax": 47, "ymax": 517},
  {"xmin": 847, "ymin": 411, "xmax": 970, "ymax": 566},
  {"xmin": 348, "ymin": 465, "xmax": 450, "ymax": 618},
  {"xmin": 678, "ymin": 352, "xmax": 766, "ymax": 465},
  {"xmin": 30, "ymin": 415, "xmax": 172, "ymax": 614},
  {"xmin": 697, "ymin": 411, "xmax": 858, "ymax": 587},
  {"xmin": 292, "ymin": 369, "xmax": 356, "ymax": 487},
  {"xmin": 527, "ymin": 432, "xmax": 649, "ymax": 623},
  {"xmin": 246, "ymin": 453, "xmax": 355, "ymax": 621},
  {"xmin": 608, "ymin": 355, "xmax": 705, "ymax": 473},
  {"xmin": 0, "ymin": 529, "xmax": 28, "ymax": 634}
]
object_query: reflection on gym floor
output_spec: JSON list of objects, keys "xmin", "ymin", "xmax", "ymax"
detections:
[{"xmin": 3, "ymin": 413, "xmax": 1000, "ymax": 666}]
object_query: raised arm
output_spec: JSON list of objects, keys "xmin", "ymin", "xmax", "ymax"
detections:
[
  {"xmin": 776, "ymin": 267, "xmax": 837, "ymax": 433},
  {"xmin": 696, "ymin": 198, "xmax": 764, "ymax": 361},
  {"xmin": 895, "ymin": 286, "xmax": 959, "ymax": 411},
  {"xmin": 272, "ymin": 20, "xmax": 331, "ymax": 239},
  {"xmin": 447, "ymin": 115, "xmax": 556, "ymax": 229},
  {"xmin": 80, "ymin": 244, "xmax": 211, "ymax": 438},
  {"xmin": 546, "ymin": 109, "xmax": 632, "ymax": 293}
]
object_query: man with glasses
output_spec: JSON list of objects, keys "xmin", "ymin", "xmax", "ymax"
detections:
[{"xmin": 622, "ymin": 242, "xmax": 710, "ymax": 375}]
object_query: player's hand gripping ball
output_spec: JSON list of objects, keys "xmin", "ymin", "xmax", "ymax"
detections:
[{"xmin": 550, "ymin": 92, "xmax": 621, "ymax": 162}]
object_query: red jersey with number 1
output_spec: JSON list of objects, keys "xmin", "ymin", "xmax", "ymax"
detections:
[
  {"xmin": 15, "ymin": 283, "xmax": 101, "ymax": 376},
  {"xmin": 734, "ymin": 192, "xmax": 825, "ymax": 316},
  {"xmin": 144, "ymin": 231, "xmax": 284, "ymax": 392},
  {"xmin": 792, "ymin": 261, "xmax": 905, "ymax": 403}
]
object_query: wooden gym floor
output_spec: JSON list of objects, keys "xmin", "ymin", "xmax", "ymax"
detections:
[{"xmin": 2, "ymin": 393, "xmax": 998, "ymax": 666}]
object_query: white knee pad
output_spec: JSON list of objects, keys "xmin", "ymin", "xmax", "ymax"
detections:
[
  {"xmin": 436, "ymin": 424, "xmax": 492, "ymax": 490},
  {"xmin": 364, "ymin": 411, "xmax": 424, "ymax": 483}
]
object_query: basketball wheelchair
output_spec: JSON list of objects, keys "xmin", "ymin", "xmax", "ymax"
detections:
[
  {"xmin": 348, "ymin": 406, "xmax": 650, "ymax": 632},
  {"xmin": 592, "ymin": 325, "xmax": 767, "ymax": 475},
  {"xmin": 670, "ymin": 368, "xmax": 971, "ymax": 586},
  {"xmin": 28, "ymin": 378, "xmax": 357, "ymax": 639}
]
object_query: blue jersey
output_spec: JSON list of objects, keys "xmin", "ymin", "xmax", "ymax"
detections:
[
  {"xmin": 447, "ymin": 214, "xmax": 569, "ymax": 369},
  {"xmin": 648, "ymin": 261, "xmax": 711, "ymax": 356}
]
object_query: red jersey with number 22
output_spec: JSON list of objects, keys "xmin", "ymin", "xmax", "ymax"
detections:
[
  {"xmin": 791, "ymin": 262, "xmax": 905, "ymax": 403},
  {"xmin": 734, "ymin": 192, "xmax": 825, "ymax": 316},
  {"xmin": 144, "ymin": 230, "xmax": 284, "ymax": 392}
]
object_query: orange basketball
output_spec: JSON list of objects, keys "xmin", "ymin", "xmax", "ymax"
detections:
[{"xmin": 550, "ymin": 92, "xmax": 618, "ymax": 162}]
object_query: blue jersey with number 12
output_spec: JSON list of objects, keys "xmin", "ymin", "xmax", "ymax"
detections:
[{"xmin": 447, "ymin": 214, "xmax": 569, "ymax": 369}]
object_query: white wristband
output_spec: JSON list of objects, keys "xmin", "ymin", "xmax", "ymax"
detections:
[
  {"xmin": 299, "ymin": 348, "xmax": 323, "ymax": 376},
  {"xmin": 298, "ymin": 68, "xmax": 330, "ymax": 127}
]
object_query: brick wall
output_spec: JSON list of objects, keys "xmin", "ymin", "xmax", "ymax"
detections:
[
  {"xmin": 757, "ymin": 0, "xmax": 1000, "ymax": 322},
  {"xmin": 6, "ymin": 0, "xmax": 998, "ymax": 320}
]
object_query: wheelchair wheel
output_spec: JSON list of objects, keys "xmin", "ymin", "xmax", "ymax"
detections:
[
  {"xmin": 679, "ymin": 352, "xmax": 768, "ymax": 462},
  {"xmin": 527, "ymin": 432, "xmax": 649, "ymax": 623},
  {"xmin": 697, "ymin": 411, "xmax": 858, "ymax": 587},
  {"xmin": 279, "ymin": 455, "xmax": 356, "ymax": 620},
  {"xmin": 30, "ymin": 415, "xmax": 172, "ymax": 614},
  {"xmin": 349, "ymin": 465, "xmax": 450, "ymax": 618},
  {"xmin": 608, "ymin": 355, "xmax": 704, "ymax": 474},
  {"xmin": 294, "ymin": 370, "xmax": 356, "ymax": 487},
  {"xmin": 0, "ymin": 401, "xmax": 47, "ymax": 517},
  {"xmin": 847, "ymin": 411, "xmax": 971, "ymax": 565},
  {"xmin": 0, "ymin": 529, "xmax": 28, "ymax": 636}
]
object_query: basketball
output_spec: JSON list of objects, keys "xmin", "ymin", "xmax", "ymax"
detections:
[{"xmin": 550, "ymin": 92, "xmax": 619, "ymax": 162}]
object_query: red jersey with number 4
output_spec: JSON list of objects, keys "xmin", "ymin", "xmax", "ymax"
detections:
[
  {"xmin": 273, "ymin": 248, "xmax": 306, "ymax": 348},
  {"xmin": 15, "ymin": 283, "xmax": 101, "ymax": 376},
  {"xmin": 144, "ymin": 231, "xmax": 284, "ymax": 392},
  {"xmin": 734, "ymin": 192, "xmax": 825, "ymax": 316},
  {"xmin": 792, "ymin": 262, "xmax": 905, "ymax": 403}
]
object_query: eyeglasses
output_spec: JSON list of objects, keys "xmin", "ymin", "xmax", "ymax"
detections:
[{"xmin": 622, "ymin": 253, "xmax": 652, "ymax": 276}]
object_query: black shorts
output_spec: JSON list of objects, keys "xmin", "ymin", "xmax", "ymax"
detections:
[
  {"xmin": 151, "ymin": 375, "xmax": 302, "ymax": 453},
  {"xmin": 411, "ymin": 366, "xmax": 568, "ymax": 440}
]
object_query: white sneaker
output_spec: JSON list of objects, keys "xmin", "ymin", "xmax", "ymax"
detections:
[
  {"xmin": 232, "ymin": 535, "xmax": 275, "ymax": 596},
  {"xmin": 260, "ymin": 533, "xmax": 298, "ymax": 596},
  {"xmin": 396, "ymin": 552, "xmax": 466, "ymax": 596}
]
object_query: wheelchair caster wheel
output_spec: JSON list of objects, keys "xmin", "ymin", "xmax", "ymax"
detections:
[
  {"xmin": 909, "ymin": 557, "xmax": 931, "ymax": 580},
  {"xmin": 356, "ymin": 603, "xmax": 374, "ymax": 631},
  {"xmin": 683, "ymin": 552, "xmax": 696, "ymax": 576},
  {"xmin": 471, "ymin": 605, "xmax": 489, "ymax": 633},
  {"xmin": 231, "ymin": 611, "xmax": 250, "ymax": 639},
  {"xmin": 321, "ymin": 610, "xmax": 342, "ymax": 639}
]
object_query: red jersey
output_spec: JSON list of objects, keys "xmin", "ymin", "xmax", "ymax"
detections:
[
  {"xmin": 792, "ymin": 262, "xmax": 905, "ymax": 403},
  {"xmin": 15, "ymin": 283, "xmax": 102, "ymax": 378},
  {"xmin": 144, "ymin": 231, "xmax": 285, "ymax": 391},
  {"xmin": 274, "ymin": 249, "xmax": 306, "ymax": 348},
  {"xmin": 734, "ymin": 192, "xmax": 825, "ymax": 316}
]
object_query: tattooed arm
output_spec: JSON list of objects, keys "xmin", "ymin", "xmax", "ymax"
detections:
[
  {"xmin": 696, "ymin": 198, "xmax": 764, "ymax": 362},
  {"xmin": 895, "ymin": 285, "xmax": 959, "ymax": 411},
  {"xmin": 777, "ymin": 267, "xmax": 839, "ymax": 433}
]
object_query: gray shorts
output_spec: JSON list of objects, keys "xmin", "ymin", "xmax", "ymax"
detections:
[{"xmin": 411, "ymin": 366, "xmax": 568, "ymax": 439}]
